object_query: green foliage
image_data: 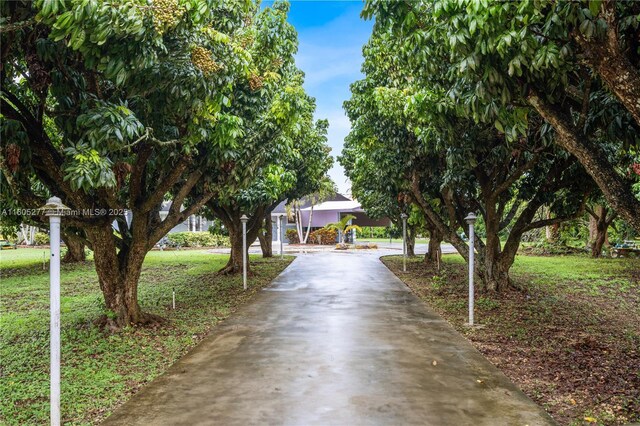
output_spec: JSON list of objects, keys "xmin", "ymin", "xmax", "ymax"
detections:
[
  {"xmin": 203, "ymin": 3, "xmax": 332, "ymax": 228},
  {"xmin": 0, "ymin": 0, "xmax": 327, "ymax": 321},
  {"xmin": 285, "ymin": 228, "xmax": 299, "ymax": 244},
  {"xmin": 361, "ymin": 0, "xmax": 640, "ymax": 232},
  {"xmin": 165, "ymin": 232, "xmax": 230, "ymax": 248},
  {"xmin": 308, "ymin": 228, "xmax": 337, "ymax": 245},
  {"xmin": 33, "ymin": 232, "xmax": 49, "ymax": 246},
  {"xmin": 360, "ymin": 226, "xmax": 389, "ymax": 239},
  {"xmin": 208, "ymin": 219, "xmax": 229, "ymax": 236}
]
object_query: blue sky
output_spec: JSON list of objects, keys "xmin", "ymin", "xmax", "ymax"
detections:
[{"xmin": 264, "ymin": 1, "xmax": 374, "ymax": 194}]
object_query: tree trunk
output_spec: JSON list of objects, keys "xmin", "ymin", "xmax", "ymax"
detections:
[
  {"xmin": 588, "ymin": 214, "xmax": 597, "ymax": 247},
  {"xmin": 590, "ymin": 205, "xmax": 614, "ymax": 258},
  {"xmin": 303, "ymin": 205, "xmax": 314, "ymax": 244},
  {"xmin": 217, "ymin": 207, "xmax": 263, "ymax": 274},
  {"xmin": 548, "ymin": 223, "xmax": 560, "ymax": 243},
  {"xmin": 258, "ymin": 212, "xmax": 273, "ymax": 258},
  {"xmin": 574, "ymin": 1, "xmax": 640, "ymax": 127},
  {"xmin": 223, "ymin": 223, "xmax": 245, "ymax": 274},
  {"xmin": 479, "ymin": 256, "xmax": 512, "ymax": 293},
  {"xmin": 88, "ymin": 227, "xmax": 151, "ymax": 328},
  {"xmin": 528, "ymin": 92, "xmax": 640, "ymax": 233},
  {"xmin": 62, "ymin": 230, "xmax": 86, "ymax": 263},
  {"xmin": 425, "ymin": 228, "xmax": 443, "ymax": 264},
  {"xmin": 407, "ymin": 225, "xmax": 416, "ymax": 257}
]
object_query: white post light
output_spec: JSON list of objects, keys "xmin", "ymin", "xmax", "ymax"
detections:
[
  {"xmin": 465, "ymin": 212, "xmax": 477, "ymax": 326},
  {"xmin": 279, "ymin": 214, "xmax": 284, "ymax": 259},
  {"xmin": 400, "ymin": 213, "xmax": 408, "ymax": 272},
  {"xmin": 42, "ymin": 196, "xmax": 69, "ymax": 426},
  {"xmin": 240, "ymin": 215, "xmax": 248, "ymax": 290}
]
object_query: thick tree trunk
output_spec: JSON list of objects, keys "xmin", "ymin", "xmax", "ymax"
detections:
[
  {"xmin": 223, "ymin": 224, "xmax": 245, "ymax": 274},
  {"xmin": 216, "ymin": 207, "xmax": 263, "ymax": 274},
  {"xmin": 479, "ymin": 256, "xmax": 512, "ymax": 293},
  {"xmin": 62, "ymin": 230, "xmax": 86, "ymax": 263},
  {"xmin": 425, "ymin": 228, "xmax": 443, "ymax": 264},
  {"xmin": 478, "ymin": 203, "xmax": 514, "ymax": 292},
  {"xmin": 88, "ymin": 227, "xmax": 152, "ymax": 328},
  {"xmin": 258, "ymin": 212, "xmax": 273, "ymax": 258},
  {"xmin": 591, "ymin": 226, "xmax": 607, "ymax": 258},
  {"xmin": 528, "ymin": 92, "xmax": 640, "ymax": 233}
]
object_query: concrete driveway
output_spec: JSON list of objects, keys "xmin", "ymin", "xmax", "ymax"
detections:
[{"xmin": 104, "ymin": 251, "xmax": 555, "ymax": 426}]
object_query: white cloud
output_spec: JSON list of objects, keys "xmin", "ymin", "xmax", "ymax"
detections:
[{"xmin": 292, "ymin": 4, "xmax": 372, "ymax": 194}]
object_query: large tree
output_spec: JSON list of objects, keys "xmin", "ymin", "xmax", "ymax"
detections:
[
  {"xmin": 0, "ymin": 0, "xmax": 286, "ymax": 326},
  {"xmin": 200, "ymin": 3, "xmax": 332, "ymax": 273},
  {"xmin": 343, "ymin": 27, "xmax": 593, "ymax": 291},
  {"xmin": 362, "ymin": 0, "xmax": 640, "ymax": 232}
]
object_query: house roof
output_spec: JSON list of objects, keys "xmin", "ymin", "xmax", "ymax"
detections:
[
  {"xmin": 301, "ymin": 200, "xmax": 362, "ymax": 212},
  {"xmin": 271, "ymin": 193, "xmax": 353, "ymax": 214}
]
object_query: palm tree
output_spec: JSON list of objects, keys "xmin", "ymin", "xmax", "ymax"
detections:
[{"xmin": 324, "ymin": 214, "xmax": 362, "ymax": 244}]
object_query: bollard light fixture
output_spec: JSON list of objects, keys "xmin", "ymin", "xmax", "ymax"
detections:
[
  {"xmin": 278, "ymin": 214, "xmax": 284, "ymax": 258},
  {"xmin": 400, "ymin": 213, "xmax": 408, "ymax": 272},
  {"xmin": 464, "ymin": 212, "xmax": 477, "ymax": 326},
  {"xmin": 41, "ymin": 196, "xmax": 70, "ymax": 426},
  {"xmin": 240, "ymin": 215, "xmax": 249, "ymax": 291}
]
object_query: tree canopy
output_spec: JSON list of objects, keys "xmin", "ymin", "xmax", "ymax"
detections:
[
  {"xmin": 361, "ymin": 0, "xmax": 640, "ymax": 232},
  {"xmin": 0, "ymin": 0, "xmax": 327, "ymax": 326},
  {"xmin": 341, "ymin": 1, "xmax": 621, "ymax": 291}
]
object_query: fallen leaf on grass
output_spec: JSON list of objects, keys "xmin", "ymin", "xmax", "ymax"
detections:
[{"xmin": 584, "ymin": 417, "xmax": 597, "ymax": 423}]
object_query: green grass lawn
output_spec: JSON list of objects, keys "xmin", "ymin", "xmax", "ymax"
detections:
[
  {"xmin": 0, "ymin": 249, "xmax": 293, "ymax": 425},
  {"xmin": 382, "ymin": 253, "xmax": 640, "ymax": 426}
]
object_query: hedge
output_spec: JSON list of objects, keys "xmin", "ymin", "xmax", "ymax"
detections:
[{"xmin": 165, "ymin": 232, "xmax": 230, "ymax": 248}]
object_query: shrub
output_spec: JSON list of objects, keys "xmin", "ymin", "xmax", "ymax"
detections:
[
  {"xmin": 285, "ymin": 229, "xmax": 299, "ymax": 244},
  {"xmin": 355, "ymin": 243, "xmax": 378, "ymax": 249},
  {"xmin": 166, "ymin": 232, "xmax": 230, "ymax": 248},
  {"xmin": 34, "ymin": 232, "xmax": 49, "ymax": 245},
  {"xmin": 309, "ymin": 228, "xmax": 337, "ymax": 245}
]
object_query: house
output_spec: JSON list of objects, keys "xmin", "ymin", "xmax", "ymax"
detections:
[
  {"xmin": 269, "ymin": 194, "xmax": 389, "ymax": 242},
  {"xmin": 117, "ymin": 202, "xmax": 208, "ymax": 234}
]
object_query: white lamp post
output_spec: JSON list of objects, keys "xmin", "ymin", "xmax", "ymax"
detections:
[
  {"xmin": 240, "ymin": 215, "xmax": 248, "ymax": 291},
  {"xmin": 400, "ymin": 213, "xmax": 408, "ymax": 272},
  {"xmin": 279, "ymin": 214, "xmax": 284, "ymax": 259},
  {"xmin": 465, "ymin": 212, "xmax": 477, "ymax": 326},
  {"xmin": 42, "ymin": 196, "xmax": 69, "ymax": 426}
]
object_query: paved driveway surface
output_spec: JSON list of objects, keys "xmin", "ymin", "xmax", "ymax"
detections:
[{"xmin": 104, "ymin": 251, "xmax": 555, "ymax": 426}]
